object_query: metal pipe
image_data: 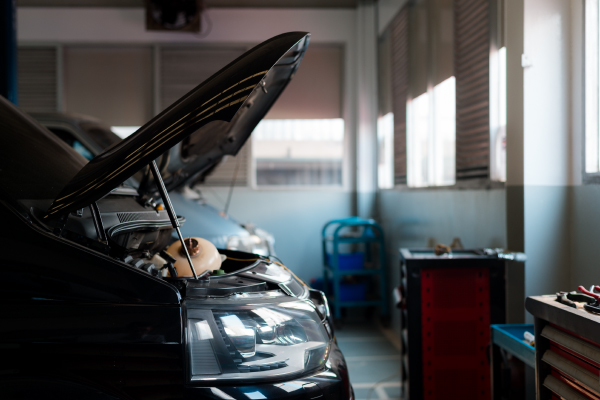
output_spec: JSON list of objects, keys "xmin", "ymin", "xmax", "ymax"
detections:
[{"xmin": 149, "ymin": 160, "xmax": 201, "ymax": 280}]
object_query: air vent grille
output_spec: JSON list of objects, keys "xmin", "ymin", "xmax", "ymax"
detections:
[{"xmin": 117, "ymin": 212, "xmax": 144, "ymax": 223}]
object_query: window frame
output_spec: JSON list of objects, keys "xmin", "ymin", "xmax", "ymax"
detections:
[{"xmin": 249, "ymin": 118, "xmax": 347, "ymax": 191}]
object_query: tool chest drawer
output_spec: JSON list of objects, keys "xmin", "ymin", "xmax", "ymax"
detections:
[
  {"xmin": 526, "ymin": 295, "xmax": 600, "ymax": 400},
  {"xmin": 541, "ymin": 325, "xmax": 600, "ymax": 398}
]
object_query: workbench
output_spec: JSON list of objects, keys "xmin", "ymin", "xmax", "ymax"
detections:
[{"xmin": 526, "ymin": 295, "xmax": 600, "ymax": 399}]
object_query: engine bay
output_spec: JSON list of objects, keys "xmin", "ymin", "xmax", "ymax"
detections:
[{"xmin": 25, "ymin": 185, "xmax": 309, "ymax": 301}]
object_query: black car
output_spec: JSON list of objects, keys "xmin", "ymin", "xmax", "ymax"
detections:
[{"xmin": 0, "ymin": 32, "xmax": 352, "ymax": 400}]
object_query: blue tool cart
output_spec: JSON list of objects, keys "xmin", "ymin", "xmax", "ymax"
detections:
[
  {"xmin": 491, "ymin": 324, "xmax": 535, "ymax": 400},
  {"xmin": 321, "ymin": 217, "xmax": 387, "ymax": 319},
  {"xmin": 491, "ymin": 324, "xmax": 535, "ymax": 368}
]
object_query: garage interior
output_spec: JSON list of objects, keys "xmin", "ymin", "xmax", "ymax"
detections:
[{"xmin": 2, "ymin": 0, "xmax": 600, "ymax": 399}]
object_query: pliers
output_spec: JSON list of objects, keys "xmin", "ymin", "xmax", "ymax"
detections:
[{"xmin": 556, "ymin": 290, "xmax": 594, "ymax": 307}]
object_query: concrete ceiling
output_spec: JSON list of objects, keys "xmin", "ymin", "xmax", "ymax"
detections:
[{"xmin": 18, "ymin": 0, "xmax": 359, "ymax": 8}]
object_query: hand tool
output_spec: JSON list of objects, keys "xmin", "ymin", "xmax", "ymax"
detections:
[{"xmin": 556, "ymin": 292, "xmax": 576, "ymax": 308}]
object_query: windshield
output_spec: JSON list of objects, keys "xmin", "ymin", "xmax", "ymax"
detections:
[{"xmin": 0, "ymin": 96, "xmax": 87, "ymax": 205}]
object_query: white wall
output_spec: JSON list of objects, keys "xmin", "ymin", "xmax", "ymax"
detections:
[
  {"xmin": 505, "ymin": 0, "xmax": 583, "ymax": 310},
  {"xmin": 523, "ymin": 0, "xmax": 575, "ymax": 187}
]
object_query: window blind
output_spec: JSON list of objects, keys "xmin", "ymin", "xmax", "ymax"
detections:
[
  {"xmin": 454, "ymin": 0, "xmax": 490, "ymax": 179},
  {"xmin": 159, "ymin": 47, "xmax": 245, "ymax": 112},
  {"xmin": 17, "ymin": 47, "xmax": 57, "ymax": 113},
  {"xmin": 264, "ymin": 45, "xmax": 343, "ymax": 119},
  {"xmin": 391, "ymin": 6, "xmax": 409, "ymax": 184},
  {"xmin": 63, "ymin": 47, "xmax": 153, "ymax": 127},
  {"xmin": 160, "ymin": 46, "xmax": 248, "ymax": 186}
]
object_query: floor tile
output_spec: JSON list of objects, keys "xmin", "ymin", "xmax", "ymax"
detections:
[
  {"xmin": 384, "ymin": 384, "xmax": 403, "ymax": 398},
  {"xmin": 335, "ymin": 324, "xmax": 384, "ymax": 339},
  {"xmin": 348, "ymin": 359, "xmax": 401, "ymax": 384},
  {"xmin": 338, "ymin": 319, "xmax": 403, "ymax": 397},
  {"xmin": 353, "ymin": 387, "xmax": 375, "ymax": 399},
  {"xmin": 337, "ymin": 338, "xmax": 400, "ymax": 358},
  {"xmin": 353, "ymin": 382, "xmax": 403, "ymax": 400}
]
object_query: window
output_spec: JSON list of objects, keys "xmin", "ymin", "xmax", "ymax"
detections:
[
  {"xmin": 585, "ymin": 0, "xmax": 600, "ymax": 176},
  {"xmin": 490, "ymin": 47, "xmax": 507, "ymax": 182},
  {"xmin": 251, "ymin": 46, "xmax": 344, "ymax": 188},
  {"xmin": 159, "ymin": 46, "xmax": 250, "ymax": 187},
  {"xmin": 63, "ymin": 47, "xmax": 153, "ymax": 127},
  {"xmin": 252, "ymin": 119, "xmax": 344, "ymax": 186},
  {"xmin": 377, "ymin": 112, "xmax": 394, "ymax": 189},
  {"xmin": 405, "ymin": 0, "xmax": 456, "ymax": 188},
  {"xmin": 379, "ymin": 0, "xmax": 496, "ymax": 188},
  {"xmin": 407, "ymin": 77, "xmax": 456, "ymax": 187},
  {"xmin": 111, "ymin": 126, "xmax": 140, "ymax": 139},
  {"xmin": 17, "ymin": 44, "xmax": 344, "ymax": 189},
  {"xmin": 47, "ymin": 127, "xmax": 95, "ymax": 160}
]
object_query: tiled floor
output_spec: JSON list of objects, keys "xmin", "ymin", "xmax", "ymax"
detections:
[{"xmin": 335, "ymin": 322, "xmax": 402, "ymax": 400}]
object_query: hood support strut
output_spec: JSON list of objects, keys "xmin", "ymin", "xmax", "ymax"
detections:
[{"xmin": 150, "ymin": 160, "xmax": 207, "ymax": 280}]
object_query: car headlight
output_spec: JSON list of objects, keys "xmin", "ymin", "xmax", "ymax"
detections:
[
  {"xmin": 226, "ymin": 234, "xmax": 271, "ymax": 256},
  {"xmin": 186, "ymin": 299, "xmax": 330, "ymax": 383}
]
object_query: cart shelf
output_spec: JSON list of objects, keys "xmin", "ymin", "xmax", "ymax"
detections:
[{"xmin": 321, "ymin": 217, "xmax": 387, "ymax": 319}]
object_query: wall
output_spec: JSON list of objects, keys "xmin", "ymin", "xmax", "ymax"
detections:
[
  {"xmin": 572, "ymin": 185, "xmax": 600, "ymax": 287},
  {"xmin": 378, "ymin": 188, "xmax": 507, "ymax": 332},
  {"xmin": 503, "ymin": 0, "xmax": 593, "ymax": 325},
  {"xmin": 521, "ymin": 0, "xmax": 576, "ymax": 299},
  {"xmin": 200, "ymin": 187, "xmax": 352, "ymax": 284},
  {"xmin": 568, "ymin": 0, "xmax": 600, "ymax": 295}
]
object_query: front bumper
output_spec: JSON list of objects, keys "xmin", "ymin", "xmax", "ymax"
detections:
[{"xmin": 183, "ymin": 341, "xmax": 352, "ymax": 399}]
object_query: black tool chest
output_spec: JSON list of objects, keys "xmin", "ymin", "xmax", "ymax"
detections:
[{"xmin": 526, "ymin": 295, "xmax": 600, "ymax": 399}]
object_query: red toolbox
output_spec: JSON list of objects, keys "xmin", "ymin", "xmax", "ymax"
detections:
[{"xmin": 399, "ymin": 248, "xmax": 525, "ymax": 399}]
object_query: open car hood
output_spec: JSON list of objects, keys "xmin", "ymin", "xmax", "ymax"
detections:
[{"xmin": 45, "ymin": 32, "xmax": 310, "ymax": 219}]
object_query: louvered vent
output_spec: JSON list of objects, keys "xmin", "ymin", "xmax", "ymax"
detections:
[
  {"xmin": 117, "ymin": 212, "xmax": 143, "ymax": 223},
  {"xmin": 539, "ymin": 325, "xmax": 600, "ymax": 398},
  {"xmin": 160, "ymin": 47, "xmax": 249, "ymax": 186},
  {"xmin": 391, "ymin": 7, "xmax": 409, "ymax": 185},
  {"xmin": 454, "ymin": 0, "xmax": 490, "ymax": 179},
  {"xmin": 17, "ymin": 47, "xmax": 57, "ymax": 113}
]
